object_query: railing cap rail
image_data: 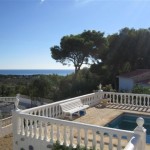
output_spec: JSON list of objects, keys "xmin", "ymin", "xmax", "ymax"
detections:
[
  {"xmin": 21, "ymin": 92, "xmax": 95, "ymax": 113},
  {"xmin": 19, "ymin": 112, "xmax": 134, "ymax": 135}
]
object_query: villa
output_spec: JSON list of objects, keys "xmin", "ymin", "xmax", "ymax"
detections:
[
  {"xmin": 4, "ymin": 91, "xmax": 149, "ymax": 150},
  {"xmin": 118, "ymin": 69, "xmax": 150, "ymax": 92}
]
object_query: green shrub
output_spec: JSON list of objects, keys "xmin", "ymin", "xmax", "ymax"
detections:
[
  {"xmin": 132, "ymin": 85, "xmax": 150, "ymax": 94},
  {"xmin": 52, "ymin": 141, "xmax": 93, "ymax": 150}
]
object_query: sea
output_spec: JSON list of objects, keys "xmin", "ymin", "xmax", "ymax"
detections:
[{"xmin": 0, "ymin": 69, "xmax": 74, "ymax": 76}]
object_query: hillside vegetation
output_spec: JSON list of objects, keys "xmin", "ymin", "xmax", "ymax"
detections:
[{"xmin": 1, "ymin": 27, "xmax": 150, "ymax": 101}]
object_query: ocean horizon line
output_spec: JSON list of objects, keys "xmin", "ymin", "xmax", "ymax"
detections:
[
  {"xmin": 0, "ymin": 69, "xmax": 74, "ymax": 70},
  {"xmin": 0, "ymin": 69, "xmax": 74, "ymax": 76}
]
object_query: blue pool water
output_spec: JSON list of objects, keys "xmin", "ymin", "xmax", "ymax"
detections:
[{"xmin": 105, "ymin": 113, "xmax": 150, "ymax": 144}]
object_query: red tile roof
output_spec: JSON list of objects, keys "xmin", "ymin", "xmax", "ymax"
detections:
[
  {"xmin": 119, "ymin": 69, "xmax": 150, "ymax": 78},
  {"xmin": 137, "ymin": 79, "xmax": 150, "ymax": 85}
]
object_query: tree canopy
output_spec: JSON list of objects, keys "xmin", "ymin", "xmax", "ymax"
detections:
[
  {"xmin": 50, "ymin": 30, "xmax": 107, "ymax": 74},
  {"xmin": 90, "ymin": 27, "xmax": 150, "ymax": 88}
]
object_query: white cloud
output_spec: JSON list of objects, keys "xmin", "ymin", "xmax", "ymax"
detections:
[{"xmin": 40, "ymin": 0, "xmax": 45, "ymax": 3}]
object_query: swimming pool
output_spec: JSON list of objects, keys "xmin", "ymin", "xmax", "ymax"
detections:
[{"xmin": 105, "ymin": 113, "xmax": 150, "ymax": 144}]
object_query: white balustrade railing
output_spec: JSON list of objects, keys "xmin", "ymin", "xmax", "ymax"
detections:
[
  {"xmin": 0, "ymin": 97, "xmax": 16, "ymax": 103},
  {"xmin": 101, "ymin": 91, "xmax": 150, "ymax": 108},
  {"xmin": 124, "ymin": 117, "xmax": 146, "ymax": 150},
  {"xmin": 13, "ymin": 111, "xmax": 136, "ymax": 149},
  {"xmin": 12, "ymin": 91, "xmax": 148, "ymax": 150},
  {"xmin": 21, "ymin": 92, "xmax": 102, "ymax": 118},
  {"xmin": 0, "ymin": 95, "xmax": 19, "ymax": 110}
]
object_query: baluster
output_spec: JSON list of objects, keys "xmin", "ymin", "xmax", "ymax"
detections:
[
  {"xmin": 108, "ymin": 94, "xmax": 110, "ymax": 103},
  {"xmin": 117, "ymin": 135, "xmax": 121, "ymax": 150},
  {"xmin": 123, "ymin": 94, "xmax": 125, "ymax": 105},
  {"xmin": 49, "ymin": 107, "xmax": 51, "ymax": 117},
  {"xmin": 56, "ymin": 106, "xmax": 59, "ymax": 118},
  {"xmin": 128, "ymin": 94, "xmax": 130, "ymax": 105},
  {"xmin": 143, "ymin": 96, "xmax": 146, "ymax": 107},
  {"xmin": 147, "ymin": 96, "xmax": 149, "ymax": 108},
  {"xmin": 58, "ymin": 106, "xmax": 61, "ymax": 117},
  {"xmin": 130, "ymin": 95, "xmax": 132, "ymax": 105},
  {"xmin": 112, "ymin": 93, "xmax": 114, "ymax": 103},
  {"xmin": 70, "ymin": 126, "xmax": 73, "ymax": 147},
  {"xmin": 21, "ymin": 118, "xmax": 24, "ymax": 135},
  {"xmin": 126, "ymin": 95, "xmax": 128, "ymax": 105},
  {"xmin": 124, "ymin": 95, "xmax": 126, "ymax": 105},
  {"xmin": 46, "ymin": 108, "xmax": 48, "ymax": 117},
  {"xmin": 54, "ymin": 106, "xmax": 56, "ymax": 117},
  {"xmin": 84, "ymin": 129, "xmax": 88, "ymax": 148},
  {"xmin": 142, "ymin": 96, "xmax": 144, "ymax": 107},
  {"xmin": 109, "ymin": 134, "xmax": 113, "ymax": 150},
  {"xmin": 57, "ymin": 105, "xmax": 60, "ymax": 117},
  {"xmin": 44, "ymin": 122, "xmax": 48, "ymax": 141},
  {"xmin": 25, "ymin": 119, "xmax": 29, "ymax": 136},
  {"xmin": 53, "ymin": 106, "xmax": 55, "ymax": 117},
  {"xmin": 136, "ymin": 96, "xmax": 139, "ymax": 106},
  {"xmin": 111, "ymin": 94, "xmax": 113, "ymax": 104},
  {"xmin": 40, "ymin": 109, "xmax": 42, "ymax": 116},
  {"xmin": 113, "ymin": 94, "xmax": 115, "ymax": 104},
  {"xmin": 64, "ymin": 126, "xmax": 67, "ymax": 145},
  {"xmin": 131, "ymin": 96, "xmax": 134, "ymax": 105},
  {"xmin": 34, "ymin": 110, "xmax": 36, "ymax": 115},
  {"xmin": 116, "ymin": 94, "xmax": 118, "ymax": 104},
  {"xmin": 127, "ymin": 134, "xmax": 132, "ymax": 142},
  {"xmin": 139, "ymin": 96, "xmax": 142, "ymax": 106},
  {"xmin": 42, "ymin": 109, "xmax": 45, "ymax": 116},
  {"xmin": 50, "ymin": 124, "xmax": 54, "ymax": 143},
  {"xmin": 124, "ymin": 95, "xmax": 127, "ymax": 105},
  {"xmin": 117, "ymin": 94, "xmax": 119, "ymax": 104},
  {"xmin": 100, "ymin": 133, "xmax": 104, "ymax": 150},
  {"xmin": 147, "ymin": 97, "xmax": 150, "ymax": 108},
  {"xmin": 47, "ymin": 108, "xmax": 49, "ymax": 117},
  {"xmin": 57, "ymin": 124, "xmax": 60, "ymax": 142},
  {"xmin": 77, "ymin": 128, "xmax": 81, "ymax": 146},
  {"xmin": 134, "ymin": 95, "xmax": 137, "ymax": 106},
  {"xmin": 36, "ymin": 110, "xmax": 38, "ymax": 115},
  {"xmin": 17, "ymin": 116, "xmax": 21, "ymax": 134},
  {"xmin": 120, "ymin": 95, "xmax": 122, "ymax": 105},
  {"xmin": 112, "ymin": 93, "xmax": 116, "ymax": 104},
  {"xmin": 92, "ymin": 130, "xmax": 96, "ymax": 149},
  {"xmin": 29, "ymin": 120, "xmax": 33, "ymax": 138},
  {"xmin": 34, "ymin": 120, "xmax": 37, "ymax": 139},
  {"xmin": 128, "ymin": 95, "xmax": 130, "ymax": 105},
  {"xmin": 121, "ymin": 94, "xmax": 124, "ymax": 105},
  {"xmin": 39, "ymin": 110, "xmax": 41, "ymax": 116},
  {"xmin": 39, "ymin": 121, "xmax": 42, "ymax": 140}
]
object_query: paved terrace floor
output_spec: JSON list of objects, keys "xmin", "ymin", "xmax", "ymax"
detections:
[{"xmin": 72, "ymin": 104, "xmax": 150, "ymax": 150}]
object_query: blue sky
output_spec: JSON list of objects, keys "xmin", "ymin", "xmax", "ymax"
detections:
[{"xmin": 0, "ymin": 0, "xmax": 150, "ymax": 69}]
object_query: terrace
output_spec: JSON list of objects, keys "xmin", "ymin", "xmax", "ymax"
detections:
[{"xmin": 12, "ymin": 91, "xmax": 150, "ymax": 150}]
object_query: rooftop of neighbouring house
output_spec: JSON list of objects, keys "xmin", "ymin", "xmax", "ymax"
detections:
[
  {"xmin": 118, "ymin": 69, "xmax": 150, "ymax": 79},
  {"xmin": 137, "ymin": 78, "xmax": 150, "ymax": 85}
]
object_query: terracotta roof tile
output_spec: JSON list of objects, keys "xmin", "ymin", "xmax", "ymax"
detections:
[{"xmin": 119, "ymin": 69, "xmax": 150, "ymax": 78}]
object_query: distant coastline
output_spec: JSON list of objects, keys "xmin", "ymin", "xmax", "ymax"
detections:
[{"xmin": 0, "ymin": 69, "xmax": 74, "ymax": 76}]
